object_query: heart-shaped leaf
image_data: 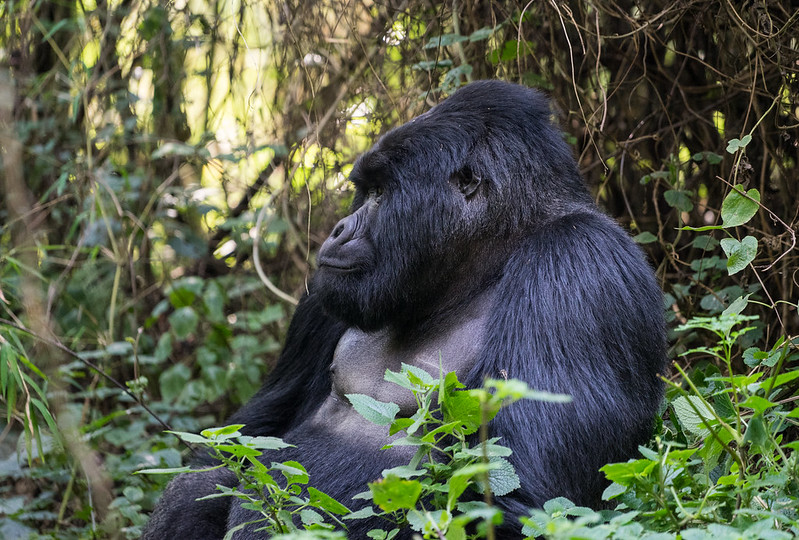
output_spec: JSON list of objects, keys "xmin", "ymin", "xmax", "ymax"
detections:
[
  {"xmin": 719, "ymin": 236, "xmax": 757, "ymax": 275},
  {"xmin": 721, "ymin": 186, "xmax": 760, "ymax": 228}
]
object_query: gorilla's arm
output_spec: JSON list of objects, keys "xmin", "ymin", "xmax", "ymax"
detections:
[
  {"xmin": 468, "ymin": 210, "xmax": 666, "ymax": 524},
  {"xmin": 143, "ymin": 291, "xmax": 347, "ymax": 539}
]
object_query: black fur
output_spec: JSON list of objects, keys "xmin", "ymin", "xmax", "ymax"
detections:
[{"xmin": 144, "ymin": 81, "xmax": 666, "ymax": 539}]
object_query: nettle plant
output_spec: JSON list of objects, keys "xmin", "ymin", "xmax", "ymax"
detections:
[
  {"xmin": 522, "ymin": 306, "xmax": 799, "ymax": 540},
  {"xmin": 142, "ymin": 365, "xmax": 569, "ymax": 539}
]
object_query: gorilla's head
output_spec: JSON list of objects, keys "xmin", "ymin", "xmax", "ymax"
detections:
[{"xmin": 314, "ymin": 81, "xmax": 591, "ymax": 332}]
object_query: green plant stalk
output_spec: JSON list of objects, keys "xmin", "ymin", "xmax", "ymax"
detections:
[
  {"xmin": 652, "ymin": 441, "xmax": 681, "ymax": 527},
  {"xmin": 664, "ymin": 366, "xmax": 744, "ymax": 473},
  {"xmin": 479, "ymin": 395, "xmax": 495, "ymax": 540},
  {"xmin": 721, "ymin": 330, "xmax": 744, "ymax": 434}
]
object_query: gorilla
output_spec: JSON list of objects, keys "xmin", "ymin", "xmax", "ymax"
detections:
[{"xmin": 144, "ymin": 80, "xmax": 666, "ymax": 538}]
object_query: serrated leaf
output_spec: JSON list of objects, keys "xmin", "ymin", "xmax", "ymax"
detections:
[
  {"xmin": 346, "ymin": 394, "xmax": 400, "ymax": 426},
  {"xmin": 487, "ymin": 457, "xmax": 520, "ymax": 496},
  {"xmin": 370, "ymin": 476, "xmax": 422, "ymax": 512},
  {"xmin": 721, "ymin": 186, "xmax": 760, "ymax": 227},
  {"xmin": 719, "ymin": 236, "xmax": 757, "ymax": 275},
  {"xmin": 673, "ymin": 396, "xmax": 716, "ymax": 437}
]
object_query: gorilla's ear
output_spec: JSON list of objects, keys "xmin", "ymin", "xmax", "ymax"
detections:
[{"xmin": 453, "ymin": 167, "xmax": 482, "ymax": 198}]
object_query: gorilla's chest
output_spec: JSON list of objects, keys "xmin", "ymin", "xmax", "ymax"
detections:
[{"xmin": 329, "ymin": 302, "xmax": 492, "ymax": 416}]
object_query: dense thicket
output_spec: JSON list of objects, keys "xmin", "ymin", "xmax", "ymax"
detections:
[{"xmin": 0, "ymin": 1, "xmax": 797, "ymax": 537}]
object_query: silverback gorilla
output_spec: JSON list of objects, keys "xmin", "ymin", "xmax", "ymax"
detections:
[{"xmin": 144, "ymin": 80, "xmax": 666, "ymax": 538}]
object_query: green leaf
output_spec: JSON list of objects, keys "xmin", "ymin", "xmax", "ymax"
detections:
[
  {"xmin": 168, "ymin": 306, "xmax": 199, "ymax": 339},
  {"xmin": 166, "ymin": 430, "xmax": 212, "ymax": 444},
  {"xmin": 159, "ymin": 364, "xmax": 191, "ymax": 401},
  {"xmin": 345, "ymin": 394, "xmax": 400, "ymax": 426},
  {"xmin": 664, "ymin": 189, "xmax": 694, "ymax": 212},
  {"xmin": 412, "ymin": 59, "xmax": 453, "ymax": 71},
  {"xmin": 273, "ymin": 460, "xmax": 309, "ymax": 484},
  {"xmin": 201, "ymin": 424, "xmax": 244, "ymax": 439},
  {"xmin": 719, "ymin": 236, "xmax": 757, "ymax": 275},
  {"xmin": 487, "ymin": 457, "xmax": 520, "ymax": 496},
  {"xmin": 136, "ymin": 466, "xmax": 192, "ymax": 475},
  {"xmin": 633, "ymin": 231, "xmax": 657, "ymax": 244},
  {"xmin": 424, "ymin": 33, "xmax": 468, "ymax": 49},
  {"xmin": 105, "ymin": 341, "xmax": 133, "ymax": 356},
  {"xmin": 673, "ymin": 396, "xmax": 716, "ymax": 437},
  {"xmin": 600, "ymin": 459, "xmax": 656, "ymax": 486},
  {"xmin": 725, "ymin": 134, "xmax": 752, "ymax": 154},
  {"xmin": 369, "ymin": 476, "xmax": 422, "ymax": 512},
  {"xmin": 204, "ymin": 281, "xmax": 226, "ymax": 323},
  {"xmin": 469, "ymin": 27, "xmax": 494, "ymax": 41},
  {"xmin": 238, "ymin": 435, "xmax": 293, "ymax": 451},
  {"xmin": 721, "ymin": 294, "xmax": 750, "ymax": 317},
  {"xmin": 308, "ymin": 487, "xmax": 351, "ymax": 515},
  {"xmin": 692, "ymin": 151, "xmax": 723, "ymax": 164},
  {"xmin": 721, "ymin": 185, "xmax": 760, "ymax": 227},
  {"xmin": 740, "ymin": 395, "xmax": 777, "ymax": 415},
  {"xmin": 743, "ymin": 414, "xmax": 768, "ymax": 447}
]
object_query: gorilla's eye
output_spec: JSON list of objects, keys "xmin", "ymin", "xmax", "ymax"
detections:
[{"xmin": 367, "ymin": 186, "xmax": 384, "ymax": 202}]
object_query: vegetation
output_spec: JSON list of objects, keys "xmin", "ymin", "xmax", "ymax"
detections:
[{"xmin": 0, "ymin": 0, "xmax": 797, "ymax": 538}]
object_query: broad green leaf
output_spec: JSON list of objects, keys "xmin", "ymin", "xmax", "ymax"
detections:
[
  {"xmin": 424, "ymin": 33, "xmax": 468, "ymax": 49},
  {"xmin": 469, "ymin": 27, "xmax": 494, "ymax": 41},
  {"xmin": 168, "ymin": 306, "xmax": 199, "ymax": 338},
  {"xmin": 664, "ymin": 189, "xmax": 694, "ymax": 212},
  {"xmin": 633, "ymin": 231, "xmax": 657, "ymax": 244},
  {"xmin": 201, "ymin": 424, "xmax": 245, "ymax": 438},
  {"xmin": 721, "ymin": 185, "xmax": 760, "ymax": 227},
  {"xmin": 487, "ymin": 457, "xmax": 520, "ymax": 496},
  {"xmin": 743, "ymin": 415, "xmax": 768, "ymax": 447},
  {"xmin": 345, "ymin": 394, "xmax": 400, "ymax": 426},
  {"xmin": 692, "ymin": 151, "xmax": 723, "ymax": 164},
  {"xmin": 238, "ymin": 435, "xmax": 293, "ymax": 450},
  {"xmin": 412, "ymin": 59, "xmax": 453, "ymax": 71},
  {"xmin": 740, "ymin": 395, "xmax": 777, "ymax": 415},
  {"xmin": 308, "ymin": 487, "xmax": 351, "ymax": 515},
  {"xmin": 272, "ymin": 460, "xmax": 309, "ymax": 484},
  {"xmin": 721, "ymin": 294, "xmax": 750, "ymax": 317},
  {"xmin": 673, "ymin": 396, "xmax": 716, "ymax": 437},
  {"xmin": 105, "ymin": 341, "xmax": 133, "ymax": 355},
  {"xmin": 370, "ymin": 476, "xmax": 422, "ymax": 512},
  {"xmin": 725, "ymin": 134, "xmax": 752, "ymax": 153},
  {"xmin": 600, "ymin": 459, "xmax": 656, "ymax": 486},
  {"xmin": 719, "ymin": 236, "xmax": 757, "ymax": 275},
  {"xmin": 159, "ymin": 364, "xmax": 191, "ymax": 401}
]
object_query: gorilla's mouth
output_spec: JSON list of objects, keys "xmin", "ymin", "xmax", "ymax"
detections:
[{"xmin": 317, "ymin": 260, "xmax": 358, "ymax": 272}]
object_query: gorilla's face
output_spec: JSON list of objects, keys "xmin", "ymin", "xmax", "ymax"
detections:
[{"xmin": 314, "ymin": 147, "xmax": 489, "ymax": 332}]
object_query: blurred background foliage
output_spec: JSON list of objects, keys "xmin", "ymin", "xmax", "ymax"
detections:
[{"xmin": 0, "ymin": 0, "xmax": 797, "ymax": 537}]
